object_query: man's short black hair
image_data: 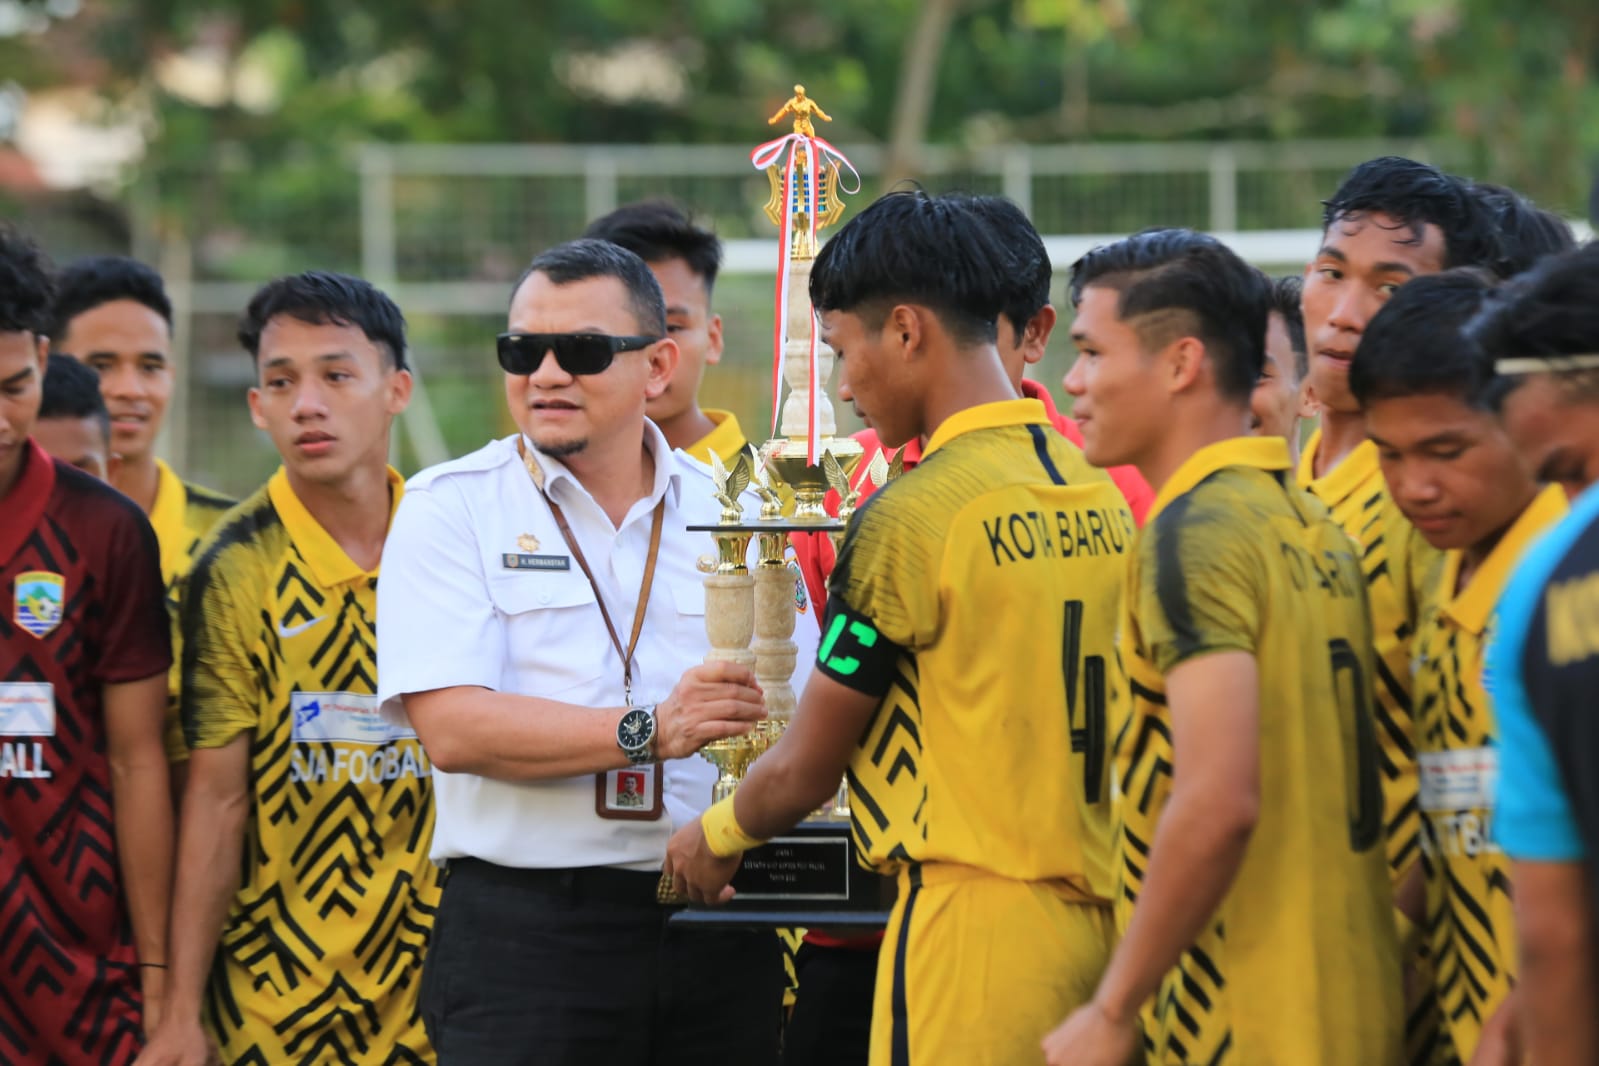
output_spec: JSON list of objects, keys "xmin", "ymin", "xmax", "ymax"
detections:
[
  {"xmin": 40, "ymin": 353, "xmax": 110, "ymax": 438},
  {"xmin": 1269, "ymin": 274, "xmax": 1308, "ymax": 380},
  {"xmin": 946, "ymin": 194, "xmax": 1050, "ymax": 339},
  {"xmin": 514, "ymin": 238, "xmax": 667, "ymax": 338},
  {"xmin": 1068, "ymin": 228, "xmax": 1269, "ymax": 404},
  {"xmin": 1322, "ymin": 156, "xmax": 1501, "ymax": 270},
  {"xmin": 49, "ymin": 255, "xmax": 173, "ymax": 344},
  {"xmin": 810, "ymin": 190, "xmax": 1012, "ymax": 346},
  {"xmin": 582, "ymin": 200, "xmax": 722, "ymax": 295},
  {"xmin": 0, "ymin": 225, "xmax": 56, "ymax": 337},
  {"xmin": 238, "ymin": 271, "xmax": 408, "ymax": 370},
  {"xmin": 1348, "ymin": 270, "xmax": 1494, "ymax": 409},
  {"xmin": 1467, "ymin": 183, "xmax": 1577, "ymax": 279},
  {"xmin": 1467, "ymin": 243, "xmax": 1599, "ymax": 408}
]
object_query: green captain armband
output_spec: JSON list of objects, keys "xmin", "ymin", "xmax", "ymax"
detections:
[{"xmin": 817, "ymin": 596, "xmax": 902, "ymax": 696}]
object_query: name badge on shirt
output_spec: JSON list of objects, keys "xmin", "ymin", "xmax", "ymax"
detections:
[
  {"xmin": 1419, "ymin": 747, "xmax": 1499, "ymax": 812},
  {"xmin": 596, "ymin": 765, "xmax": 664, "ymax": 821},
  {"xmin": 502, "ymin": 553, "xmax": 571, "ymax": 572}
]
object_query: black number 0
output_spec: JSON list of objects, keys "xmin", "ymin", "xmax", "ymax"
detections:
[
  {"xmin": 1328, "ymin": 637, "xmax": 1383, "ymax": 853},
  {"xmin": 1063, "ymin": 600, "xmax": 1108, "ymax": 804}
]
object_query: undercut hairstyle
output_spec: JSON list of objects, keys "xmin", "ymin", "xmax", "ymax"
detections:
[
  {"xmin": 946, "ymin": 194, "xmax": 1051, "ymax": 338},
  {"xmin": 0, "ymin": 225, "xmax": 56, "ymax": 337},
  {"xmin": 810, "ymin": 190, "xmax": 1013, "ymax": 346},
  {"xmin": 1467, "ymin": 243, "xmax": 1599, "ymax": 408},
  {"xmin": 40, "ymin": 353, "xmax": 110, "ymax": 439},
  {"xmin": 513, "ymin": 238, "xmax": 667, "ymax": 338},
  {"xmin": 1470, "ymin": 182, "xmax": 1577, "ymax": 279},
  {"xmin": 1270, "ymin": 274, "xmax": 1308, "ymax": 380},
  {"xmin": 238, "ymin": 271, "xmax": 409, "ymax": 370},
  {"xmin": 1348, "ymin": 270, "xmax": 1494, "ymax": 409},
  {"xmin": 49, "ymin": 256, "xmax": 173, "ymax": 343},
  {"xmin": 582, "ymin": 200, "xmax": 723, "ymax": 296},
  {"xmin": 1322, "ymin": 156, "xmax": 1501, "ymax": 270},
  {"xmin": 1068, "ymin": 228, "xmax": 1269, "ymax": 404}
]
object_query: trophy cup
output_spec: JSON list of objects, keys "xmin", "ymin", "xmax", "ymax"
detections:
[{"xmin": 667, "ymin": 87, "xmax": 889, "ymax": 923}]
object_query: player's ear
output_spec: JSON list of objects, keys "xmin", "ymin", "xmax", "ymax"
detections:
[
  {"xmin": 386, "ymin": 367, "xmax": 414, "ymax": 416},
  {"xmin": 1166, "ymin": 336, "xmax": 1207, "ymax": 394},
  {"xmin": 247, "ymin": 386, "xmax": 269, "ymax": 431},
  {"xmin": 705, "ymin": 314, "xmax": 724, "ymax": 365},
  {"xmin": 1295, "ymin": 379, "xmax": 1318, "ymax": 420},
  {"xmin": 644, "ymin": 337, "xmax": 679, "ymax": 401},
  {"xmin": 1023, "ymin": 306, "xmax": 1057, "ymax": 365},
  {"xmin": 887, "ymin": 305, "xmax": 923, "ymax": 361}
]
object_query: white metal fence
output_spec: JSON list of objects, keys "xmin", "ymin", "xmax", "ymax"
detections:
[{"xmin": 144, "ymin": 137, "xmax": 1459, "ymax": 496}]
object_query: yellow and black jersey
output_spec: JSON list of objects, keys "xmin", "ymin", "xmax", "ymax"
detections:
[
  {"xmin": 1298, "ymin": 432, "xmax": 1439, "ymax": 886},
  {"xmin": 181, "ymin": 467, "xmax": 437, "ymax": 1065},
  {"xmin": 821, "ymin": 398, "xmax": 1132, "ymax": 893},
  {"xmin": 681, "ymin": 408, "xmax": 750, "ymax": 467},
  {"xmin": 1414, "ymin": 484, "xmax": 1565, "ymax": 1064},
  {"xmin": 1123, "ymin": 436, "xmax": 1402, "ymax": 1065},
  {"xmin": 149, "ymin": 458, "xmax": 235, "ymax": 764}
]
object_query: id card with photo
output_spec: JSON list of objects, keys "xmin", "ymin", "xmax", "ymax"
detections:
[{"xmin": 596, "ymin": 765, "xmax": 664, "ymax": 821}]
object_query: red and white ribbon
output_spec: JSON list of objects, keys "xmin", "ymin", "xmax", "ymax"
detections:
[{"xmin": 750, "ymin": 133, "xmax": 860, "ymax": 465}]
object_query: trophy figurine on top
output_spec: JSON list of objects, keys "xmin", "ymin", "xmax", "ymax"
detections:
[{"xmin": 666, "ymin": 87, "xmax": 888, "ymax": 923}]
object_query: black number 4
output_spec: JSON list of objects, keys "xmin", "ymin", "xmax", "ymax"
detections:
[{"xmin": 1063, "ymin": 600, "xmax": 1108, "ymax": 805}]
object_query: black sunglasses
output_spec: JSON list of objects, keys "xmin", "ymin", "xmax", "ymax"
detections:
[{"xmin": 496, "ymin": 332, "xmax": 660, "ymax": 376}]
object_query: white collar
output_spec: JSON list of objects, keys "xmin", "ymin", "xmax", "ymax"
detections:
[{"xmin": 518, "ymin": 418, "xmax": 682, "ymax": 526}]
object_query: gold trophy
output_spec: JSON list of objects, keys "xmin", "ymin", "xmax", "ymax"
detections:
[{"xmin": 690, "ymin": 83, "xmax": 864, "ymax": 770}]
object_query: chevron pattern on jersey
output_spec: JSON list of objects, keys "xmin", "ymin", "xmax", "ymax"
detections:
[
  {"xmin": 185, "ymin": 488, "xmax": 438, "ymax": 1065},
  {"xmin": 1415, "ymin": 617, "xmax": 1513, "ymax": 1066},
  {"xmin": 2, "ymin": 507, "xmax": 151, "ymax": 1066},
  {"xmin": 847, "ymin": 656, "xmax": 925, "ymax": 866}
]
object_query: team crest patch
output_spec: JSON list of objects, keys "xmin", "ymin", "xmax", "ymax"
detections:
[
  {"xmin": 14, "ymin": 571, "xmax": 65, "ymax": 638},
  {"xmin": 788, "ymin": 559, "xmax": 809, "ymax": 614}
]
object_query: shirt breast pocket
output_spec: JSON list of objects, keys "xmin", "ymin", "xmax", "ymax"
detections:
[{"xmin": 487, "ymin": 572, "xmax": 609, "ymax": 698}]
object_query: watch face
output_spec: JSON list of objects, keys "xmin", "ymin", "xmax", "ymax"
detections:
[{"xmin": 619, "ymin": 709, "xmax": 652, "ymax": 748}]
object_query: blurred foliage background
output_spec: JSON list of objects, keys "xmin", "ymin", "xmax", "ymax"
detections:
[{"xmin": 1, "ymin": 0, "xmax": 1595, "ymax": 493}]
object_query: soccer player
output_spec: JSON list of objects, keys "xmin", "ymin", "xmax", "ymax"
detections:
[
  {"xmin": 1300, "ymin": 157, "xmax": 1501, "ymax": 903},
  {"xmin": 583, "ymin": 200, "xmax": 744, "ymax": 464},
  {"xmin": 1351, "ymin": 270, "xmax": 1567, "ymax": 1066},
  {"xmin": 139, "ymin": 272, "xmax": 437, "ymax": 1066},
  {"xmin": 37, "ymin": 352, "xmax": 115, "ymax": 481},
  {"xmin": 791, "ymin": 193, "xmax": 1153, "ymax": 612},
  {"xmin": 51, "ymin": 257, "xmax": 235, "ymax": 770},
  {"xmin": 1249, "ymin": 276, "xmax": 1315, "ymax": 463},
  {"xmin": 0, "ymin": 226, "xmax": 173, "ymax": 1062},
  {"xmin": 1468, "ymin": 181, "xmax": 1577, "ymax": 279},
  {"xmin": 1470, "ymin": 242, "xmax": 1599, "ymax": 1066},
  {"xmin": 666, "ymin": 190, "xmax": 1134, "ymax": 1066},
  {"xmin": 1044, "ymin": 228, "xmax": 1402, "ymax": 1065}
]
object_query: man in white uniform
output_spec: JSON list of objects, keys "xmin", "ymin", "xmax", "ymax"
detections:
[{"xmin": 378, "ymin": 238, "xmax": 809, "ymax": 1066}]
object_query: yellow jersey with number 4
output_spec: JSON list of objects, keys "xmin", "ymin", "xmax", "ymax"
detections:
[
  {"xmin": 820, "ymin": 399, "xmax": 1132, "ymax": 895},
  {"xmin": 1120, "ymin": 437, "xmax": 1402, "ymax": 1065}
]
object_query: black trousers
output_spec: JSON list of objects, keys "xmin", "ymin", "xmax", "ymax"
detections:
[
  {"xmin": 422, "ymin": 859, "xmax": 785, "ymax": 1066},
  {"xmin": 781, "ymin": 942, "xmax": 879, "ymax": 1066}
]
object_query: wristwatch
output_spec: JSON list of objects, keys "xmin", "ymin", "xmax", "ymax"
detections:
[{"xmin": 617, "ymin": 705, "xmax": 657, "ymax": 765}]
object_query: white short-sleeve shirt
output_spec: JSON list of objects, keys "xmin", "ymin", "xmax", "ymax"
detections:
[{"xmin": 377, "ymin": 424, "xmax": 817, "ymax": 871}]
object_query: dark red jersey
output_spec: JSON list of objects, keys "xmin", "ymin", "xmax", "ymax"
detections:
[{"xmin": 0, "ymin": 440, "xmax": 170, "ymax": 1065}]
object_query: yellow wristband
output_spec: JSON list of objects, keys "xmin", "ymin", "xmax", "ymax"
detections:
[{"xmin": 701, "ymin": 795, "xmax": 763, "ymax": 857}]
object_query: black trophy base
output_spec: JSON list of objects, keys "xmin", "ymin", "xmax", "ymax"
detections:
[{"xmin": 668, "ymin": 819, "xmax": 892, "ymax": 929}]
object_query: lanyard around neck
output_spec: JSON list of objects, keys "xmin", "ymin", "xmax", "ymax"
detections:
[{"xmin": 518, "ymin": 439, "xmax": 665, "ymax": 705}]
